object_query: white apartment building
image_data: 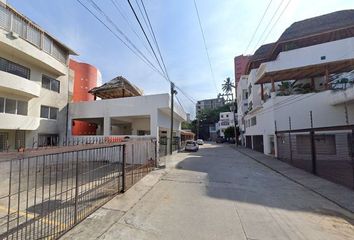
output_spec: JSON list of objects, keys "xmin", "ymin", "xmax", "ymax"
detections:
[
  {"xmin": 239, "ymin": 10, "xmax": 354, "ymax": 156},
  {"xmin": 216, "ymin": 111, "xmax": 236, "ymax": 138},
  {"xmin": 0, "ymin": 2, "xmax": 77, "ymax": 151}
]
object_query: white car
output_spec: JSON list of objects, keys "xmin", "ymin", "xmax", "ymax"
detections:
[
  {"xmin": 196, "ymin": 139, "xmax": 204, "ymax": 145},
  {"xmin": 185, "ymin": 140, "xmax": 199, "ymax": 152}
]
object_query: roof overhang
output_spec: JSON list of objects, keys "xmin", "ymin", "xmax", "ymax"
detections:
[{"xmin": 255, "ymin": 58, "xmax": 354, "ymax": 84}]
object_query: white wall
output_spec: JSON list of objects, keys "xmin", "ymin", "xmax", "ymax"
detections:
[
  {"xmin": 244, "ymin": 91, "xmax": 354, "ymax": 154},
  {"xmin": 69, "ymin": 94, "xmax": 186, "ymax": 138},
  {"xmin": 0, "ymin": 31, "xmax": 70, "ymax": 148},
  {"xmin": 257, "ymin": 37, "xmax": 354, "ymax": 80}
]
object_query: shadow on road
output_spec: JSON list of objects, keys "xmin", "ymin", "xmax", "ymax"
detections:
[{"xmin": 176, "ymin": 144, "xmax": 354, "ymax": 224}]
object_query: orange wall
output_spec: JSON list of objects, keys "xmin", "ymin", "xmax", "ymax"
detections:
[{"xmin": 69, "ymin": 59, "xmax": 99, "ymax": 135}]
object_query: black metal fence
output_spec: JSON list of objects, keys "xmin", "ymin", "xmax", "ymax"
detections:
[
  {"xmin": 276, "ymin": 125, "xmax": 354, "ymax": 189},
  {"xmin": 158, "ymin": 137, "xmax": 180, "ymax": 158},
  {"xmin": 0, "ymin": 139, "xmax": 157, "ymax": 239}
]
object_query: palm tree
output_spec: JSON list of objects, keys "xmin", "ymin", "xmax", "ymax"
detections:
[
  {"xmin": 222, "ymin": 77, "xmax": 234, "ymax": 94},
  {"xmin": 277, "ymin": 81, "xmax": 313, "ymax": 96},
  {"xmin": 221, "ymin": 77, "xmax": 235, "ymax": 102}
]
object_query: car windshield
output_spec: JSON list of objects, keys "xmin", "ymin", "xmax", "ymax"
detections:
[{"xmin": 186, "ymin": 141, "xmax": 195, "ymax": 145}]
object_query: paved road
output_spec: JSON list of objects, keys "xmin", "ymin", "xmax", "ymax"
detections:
[{"xmin": 64, "ymin": 143, "xmax": 354, "ymax": 240}]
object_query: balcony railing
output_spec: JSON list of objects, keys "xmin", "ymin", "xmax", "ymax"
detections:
[{"xmin": 0, "ymin": 3, "xmax": 68, "ymax": 63}]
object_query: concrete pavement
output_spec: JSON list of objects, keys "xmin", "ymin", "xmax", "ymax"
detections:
[{"xmin": 63, "ymin": 143, "xmax": 354, "ymax": 240}]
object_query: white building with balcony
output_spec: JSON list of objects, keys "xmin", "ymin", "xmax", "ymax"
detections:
[
  {"xmin": 68, "ymin": 93, "xmax": 186, "ymax": 147},
  {"xmin": 216, "ymin": 111, "xmax": 236, "ymax": 138},
  {"xmin": 0, "ymin": 2, "xmax": 77, "ymax": 151},
  {"xmin": 240, "ymin": 10, "xmax": 354, "ymax": 156}
]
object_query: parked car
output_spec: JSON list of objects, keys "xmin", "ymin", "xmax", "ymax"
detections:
[
  {"xmin": 216, "ymin": 137, "xmax": 226, "ymax": 143},
  {"xmin": 196, "ymin": 139, "xmax": 204, "ymax": 145},
  {"xmin": 185, "ymin": 140, "xmax": 199, "ymax": 152}
]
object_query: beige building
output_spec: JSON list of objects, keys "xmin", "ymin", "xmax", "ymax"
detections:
[{"xmin": 0, "ymin": 2, "xmax": 77, "ymax": 151}]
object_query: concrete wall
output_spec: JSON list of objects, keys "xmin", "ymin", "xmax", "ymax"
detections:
[
  {"xmin": 244, "ymin": 91, "xmax": 354, "ymax": 155},
  {"xmin": 258, "ymin": 37, "xmax": 354, "ymax": 77}
]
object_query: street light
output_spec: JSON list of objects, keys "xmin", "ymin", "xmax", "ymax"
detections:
[{"xmin": 230, "ymin": 102, "xmax": 238, "ymax": 147}]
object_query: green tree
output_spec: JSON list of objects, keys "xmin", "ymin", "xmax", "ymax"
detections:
[
  {"xmin": 224, "ymin": 126, "xmax": 235, "ymax": 139},
  {"xmin": 181, "ymin": 121, "xmax": 192, "ymax": 130}
]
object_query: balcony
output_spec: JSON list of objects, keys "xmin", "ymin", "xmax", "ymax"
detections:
[
  {"xmin": 0, "ymin": 113, "xmax": 39, "ymax": 130},
  {"xmin": 256, "ymin": 37, "xmax": 354, "ymax": 84},
  {"xmin": 0, "ymin": 70, "xmax": 40, "ymax": 98},
  {"xmin": 329, "ymin": 85, "xmax": 354, "ymax": 105},
  {"xmin": 0, "ymin": 3, "xmax": 77, "ymax": 75}
]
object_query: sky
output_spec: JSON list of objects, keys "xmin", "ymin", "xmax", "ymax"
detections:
[{"xmin": 7, "ymin": 0, "xmax": 354, "ymax": 118}]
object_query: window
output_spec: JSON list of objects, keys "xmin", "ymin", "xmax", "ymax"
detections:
[
  {"xmin": 0, "ymin": 97, "xmax": 27, "ymax": 115},
  {"xmin": 251, "ymin": 117, "xmax": 257, "ymax": 126},
  {"xmin": 5, "ymin": 98, "xmax": 16, "ymax": 114},
  {"xmin": 49, "ymin": 107, "xmax": 58, "ymax": 120},
  {"xmin": 42, "ymin": 75, "xmax": 60, "ymax": 93},
  {"xmin": 0, "ymin": 57, "xmax": 30, "ymax": 79},
  {"xmin": 17, "ymin": 101, "xmax": 28, "ymax": 116},
  {"xmin": 40, "ymin": 105, "xmax": 58, "ymax": 120},
  {"xmin": 40, "ymin": 106, "xmax": 49, "ymax": 118},
  {"xmin": 242, "ymin": 90, "xmax": 248, "ymax": 100},
  {"xmin": 0, "ymin": 97, "xmax": 4, "ymax": 112}
]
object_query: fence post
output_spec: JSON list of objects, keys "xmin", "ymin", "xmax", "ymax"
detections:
[
  {"xmin": 351, "ymin": 128, "xmax": 354, "ymax": 189},
  {"xmin": 74, "ymin": 151, "xmax": 79, "ymax": 223},
  {"xmin": 121, "ymin": 144, "xmax": 126, "ymax": 193},
  {"xmin": 154, "ymin": 139, "xmax": 158, "ymax": 168},
  {"xmin": 288, "ymin": 117, "xmax": 293, "ymax": 164},
  {"xmin": 310, "ymin": 111, "xmax": 317, "ymax": 175}
]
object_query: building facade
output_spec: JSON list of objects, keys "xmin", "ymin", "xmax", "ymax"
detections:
[
  {"xmin": 69, "ymin": 59, "xmax": 102, "ymax": 136},
  {"xmin": 216, "ymin": 111, "xmax": 236, "ymax": 138},
  {"xmin": 234, "ymin": 55, "xmax": 250, "ymax": 84},
  {"xmin": 69, "ymin": 93, "xmax": 186, "ymax": 138},
  {"xmin": 196, "ymin": 97, "xmax": 225, "ymax": 115},
  {"xmin": 239, "ymin": 10, "xmax": 354, "ymax": 156},
  {"xmin": 0, "ymin": 2, "xmax": 76, "ymax": 151}
]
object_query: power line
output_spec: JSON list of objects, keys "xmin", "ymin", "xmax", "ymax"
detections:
[
  {"xmin": 244, "ymin": 0, "xmax": 273, "ymax": 53},
  {"xmin": 78, "ymin": 0, "xmax": 197, "ymax": 107},
  {"xmin": 110, "ymin": 0, "xmax": 154, "ymax": 59},
  {"xmin": 252, "ymin": 0, "xmax": 284, "ymax": 52},
  {"xmin": 193, "ymin": 0, "xmax": 218, "ymax": 94},
  {"xmin": 126, "ymin": 0, "xmax": 168, "ymax": 79},
  {"xmin": 77, "ymin": 0, "xmax": 167, "ymax": 80},
  {"xmin": 140, "ymin": 0, "xmax": 170, "ymax": 81},
  {"xmin": 262, "ymin": 0, "xmax": 292, "ymax": 44},
  {"xmin": 175, "ymin": 94, "xmax": 185, "ymax": 112}
]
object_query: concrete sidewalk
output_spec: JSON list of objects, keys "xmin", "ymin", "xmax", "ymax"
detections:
[
  {"xmin": 236, "ymin": 147, "xmax": 354, "ymax": 213},
  {"xmin": 63, "ymin": 143, "xmax": 354, "ymax": 240}
]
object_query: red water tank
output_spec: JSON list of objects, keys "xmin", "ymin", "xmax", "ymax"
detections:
[{"xmin": 69, "ymin": 59, "xmax": 101, "ymax": 135}]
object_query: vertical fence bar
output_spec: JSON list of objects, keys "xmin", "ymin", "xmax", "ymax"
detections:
[
  {"xmin": 351, "ymin": 128, "xmax": 354, "ymax": 189},
  {"xmin": 74, "ymin": 152, "xmax": 79, "ymax": 224},
  {"xmin": 154, "ymin": 140, "xmax": 158, "ymax": 168},
  {"xmin": 288, "ymin": 117, "xmax": 293, "ymax": 164},
  {"xmin": 122, "ymin": 144, "xmax": 126, "ymax": 193},
  {"xmin": 310, "ymin": 111, "xmax": 317, "ymax": 175},
  {"xmin": 6, "ymin": 159, "xmax": 13, "ymax": 240},
  {"xmin": 16, "ymin": 158, "xmax": 22, "ymax": 240}
]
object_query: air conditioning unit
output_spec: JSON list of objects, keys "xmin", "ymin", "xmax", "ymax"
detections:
[{"xmin": 9, "ymin": 31, "xmax": 19, "ymax": 39}]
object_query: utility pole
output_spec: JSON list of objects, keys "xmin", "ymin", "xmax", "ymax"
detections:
[{"xmin": 170, "ymin": 82, "xmax": 175, "ymax": 155}]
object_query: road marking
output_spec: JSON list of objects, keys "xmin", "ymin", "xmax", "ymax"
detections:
[{"xmin": 0, "ymin": 204, "xmax": 67, "ymax": 229}]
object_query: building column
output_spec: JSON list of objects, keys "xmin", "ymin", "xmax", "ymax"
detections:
[
  {"xmin": 325, "ymin": 67, "xmax": 329, "ymax": 89},
  {"xmin": 271, "ymin": 78, "xmax": 275, "ymax": 92},
  {"xmin": 103, "ymin": 117, "xmax": 111, "ymax": 136}
]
